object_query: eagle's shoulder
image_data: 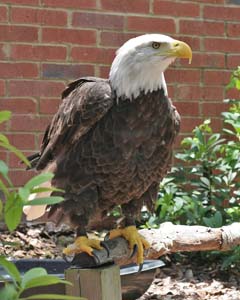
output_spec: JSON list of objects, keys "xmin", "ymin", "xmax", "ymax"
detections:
[{"xmin": 62, "ymin": 77, "xmax": 110, "ymax": 99}]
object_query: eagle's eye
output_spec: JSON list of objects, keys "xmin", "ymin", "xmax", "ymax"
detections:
[{"xmin": 152, "ymin": 42, "xmax": 161, "ymax": 49}]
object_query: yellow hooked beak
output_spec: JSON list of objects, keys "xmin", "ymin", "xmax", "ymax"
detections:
[{"xmin": 168, "ymin": 40, "xmax": 192, "ymax": 63}]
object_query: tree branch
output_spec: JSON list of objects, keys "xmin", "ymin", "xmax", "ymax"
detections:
[{"xmin": 72, "ymin": 222, "xmax": 240, "ymax": 267}]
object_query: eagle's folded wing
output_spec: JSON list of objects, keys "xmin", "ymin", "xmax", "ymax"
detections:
[{"xmin": 34, "ymin": 77, "xmax": 113, "ymax": 171}]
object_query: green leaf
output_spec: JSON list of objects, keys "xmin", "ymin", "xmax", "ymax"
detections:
[
  {"xmin": 0, "ymin": 160, "xmax": 8, "ymax": 177},
  {"xmin": 0, "ymin": 284, "xmax": 18, "ymax": 300},
  {"xmin": 20, "ymin": 294, "xmax": 84, "ymax": 300},
  {"xmin": 200, "ymin": 177, "xmax": 210, "ymax": 188},
  {"xmin": 0, "ymin": 199, "xmax": 2, "ymax": 216},
  {"xmin": 0, "ymin": 133, "xmax": 9, "ymax": 144},
  {"xmin": 203, "ymin": 212, "xmax": 223, "ymax": 228},
  {"xmin": 0, "ymin": 179, "xmax": 9, "ymax": 197},
  {"xmin": 25, "ymin": 196, "xmax": 64, "ymax": 206},
  {"xmin": 0, "ymin": 160, "xmax": 12, "ymax": 186},
  {"xmin": 4, "ymin": 193, "xmax": 23, "ymax": 231},
  {"xmin": 0, "ymin": 111, "xmax": 11, "ymax": 123},
  {"xmin": 31, "ymin": 187, "xmax": 63, "ymax": 194},
  {"xmin": 24, "ymin": 173, "xmax": 54, "ymax": 190},
  {"xmin": 18, "ymin": 187, "xmax": 30, "ymax": 201},
  {"xmin": 0, "ymin": 142, "xmax": 30, "ymax": 167},
  {"xmin": 21, "ymin": 268, "xmax": 48, "ymax": 289},
  {"xmin": 22, "ymin": 275, "xmax": 71, "ymax": 291},
  {"xmin": 0, "ymin": 256, "xmax": 21, "ymax": 286}
]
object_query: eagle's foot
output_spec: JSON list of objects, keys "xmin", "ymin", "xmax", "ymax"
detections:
[
  {"xmin": 63, "ymin": 236, "xmax": 103, "ymax": 257},
  {"xmin": 107, "ymin": 225, "xmax": 150, "ymax": 267}
]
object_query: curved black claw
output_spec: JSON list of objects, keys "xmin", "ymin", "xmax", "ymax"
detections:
[
  {"xmin": 130, "ymin": 244, "xmax": 138, "ymax": 259},
  {"xmin": 100, "ymin": 241, "xmax": 110, "ymax": 257},
  {"xmin": 92, "ymin": 250, "xmax": 101, "ymax": 265},
  {"xmin": 137, "ymin": 263, "xmax": 143, "ymax": 273},
  {"xmin": 104, "ymin": 232, "xmax": 110, "ymax": 241}
]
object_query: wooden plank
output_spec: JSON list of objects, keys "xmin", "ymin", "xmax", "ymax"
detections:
[{"xmin": 65, "ymin": 264, "xmax": 122, "ymax": 300}]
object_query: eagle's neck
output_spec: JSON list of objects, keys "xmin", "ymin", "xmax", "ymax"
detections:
[{"xmin": 109, "ymin": 54, "xmax": 169, "ymax": 100}]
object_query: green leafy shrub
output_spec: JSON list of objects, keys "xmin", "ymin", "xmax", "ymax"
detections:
[
  {"xmin": 146, "ymin": 67, "xmax": 240, "ymax": 269},
  {"xmin": 0, "ymin": 111, "xmax": 82, "ymax": 299},
  {"xmin": 153, "ymin": 83, "xmax": 239, "ymax": 229}
]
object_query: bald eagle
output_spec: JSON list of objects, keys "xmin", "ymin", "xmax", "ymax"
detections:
[{"xmin": 24, "ymin": 34, "xmax": 192, "ymax": 266}]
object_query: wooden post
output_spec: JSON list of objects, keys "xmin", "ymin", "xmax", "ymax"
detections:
[{"xmin": 65, "ymin": 264, "xmax": 122, "ymax": 300}]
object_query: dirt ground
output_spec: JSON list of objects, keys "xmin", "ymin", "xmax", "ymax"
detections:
[{"xmin": 1, "ymin": 224, "xmax": 240, "ymax": 300}]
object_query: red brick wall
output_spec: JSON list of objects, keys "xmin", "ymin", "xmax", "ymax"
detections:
[{"xmin": 0, "ymin": 0, "xmax": 239, "ymax": 186}]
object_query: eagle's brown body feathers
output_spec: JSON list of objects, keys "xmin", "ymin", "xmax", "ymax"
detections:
[{"xmin": 28, "ymin": 77, "xmax": 180, "ymax": 231}]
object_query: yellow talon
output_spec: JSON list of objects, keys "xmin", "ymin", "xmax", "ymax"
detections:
[
  {"xmin": 63, "ymin": 236, "xmax": 103, "ymax": 257},
  {"xmin": 108, "ymin": 225, "xmax": 150, "ymax": 265}
]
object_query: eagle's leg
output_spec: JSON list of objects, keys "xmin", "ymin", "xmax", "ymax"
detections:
[
  {"xmin": 107, "ymin": 203, "xmax": 150, "ymax": 267},
  {"xmin": 63, "ymin": 227, "xmax": 104, "ymax": 257}
]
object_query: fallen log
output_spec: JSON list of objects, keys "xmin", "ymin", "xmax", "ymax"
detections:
[{"xmin": 71, "ymin": 222, "xmax": 240, "ymax": 267}]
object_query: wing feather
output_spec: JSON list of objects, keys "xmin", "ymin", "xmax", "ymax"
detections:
[{"xmin": 35, "ymin": 77, "xmax": 113, "ymax": 170}]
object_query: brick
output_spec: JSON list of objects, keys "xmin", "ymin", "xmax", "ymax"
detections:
[
  {"xmin": 99, "ymin": 66, "xmax": 110, "ymax": 78},
  {"xmin": 10, "ymin": 115, "xmax": 51, "ymax": 132},
  {"xmin": 197, "ymin": 0, "xmax": 224, "ymax": 3},
  {"xmin": 175, "ymin": 102, "xmax": 199, "ymax": 116},
  {"xmin": 11, "ymin": 45, "xmax": 67, "ymax": 61},
  {"xmin": 9, "ymin": 151, "xmax": 35, "ymax": 168},
  {"xmin": 40, "ymin": 98, "xmax": 61, "ymax": 114},
  {"xmin": 181, "ymin": 53, "xmax": 225, "ymax": 69},
  {"xmin": 127, "ymin": 16, "xmax": 175, "ymax": 33},
  {"xmin": 173, "ymin": 35, "xmax": 201, "ymax": 51},
  {"xmin": 204, "ymin": 5, "xmax": 240, "ymax": 21},
  {"xmin": 166, "ymin": 85, "xmax": 175, "ymax": 98},
  {"xmin": 154, "ymin": 0, "xmax": 199, "ymax": 17},
  {"xmin": 0, "ymin": 151, "xmax": 7, "ymax": 163},
  {"xmin": 165, "ymin": 69, "xmax": 201, "ymax": 84},
  {"xmin": 100, "ymin": 32, "xmax": 136, "ymax": 47},
  {"xmin": 9, "ymin": 170, "xmax": 35, "ymax": 187},
  {"xmin": 180, "ymin": 117, "xmax": 203, "ymax": 133},
  {"xmin": 37, "ymin": 133, "xmax": 44, "ymax": 148},
  {"xmin": 71, "ymin": 47, "xmax": 115, "ymax": 64},
  {"xmin": 42, "ymin": 64, "xmax": 94, "ymax": 79},
  {"xmin": 7, "ymin": 134, "xmax": 35, "ymax": 150},
  {"xmin": 203, "ymin": 70, "xmax": 231, "ymax": 85},
  {"xmin": 227, "ymin": 54, "xmax": 240, "ymax": 69},
  {"xmin": 0, "ymin": 25, "xmax": 38, "ymax": 42},
  {"xmin": 0, "ymin": 80, "xmax": 5, "ymax": 96},
  {"xmin": 42, "ymin": 0, "xmax": 96, "ymax": 9},
  {"xmin": 180, "ymin": 20, "xmax": 224, "ymax": 36},
  {"xmin": 0, "ymin": 98, "xmax": 37, "ymax": 114},
  {"xmin": 0, "ymin": 120, "xmax": 7, "ymax": 131},
  {"xmin": 202, "ymin": 102, "xmax": 229, "ymax": 117},
  {"xmin": 101, "ymin": 0, "xmax": 150, "ymax": 13},
  {"xmin": 0, "ymin": 0, "xmax": 38, "ymax": 5},
  {"xmin": 0, "ymin": 43, "xmax": 9, "ymax": 60},
  {"xmin": 0, "ymin": 62, "xmax": 38, "ymax": 78},
  {"xmin": 9, "ymin": 80, "xmax": 65, "ymax": 97},
  {"xmin": 72, "ymin": 12, "xmax": 124, "ymax": 30},
  {"xmin": 11, "ymin": 7, "xmax": 67, "ymax": 26},
  {"xmin": 204, "ymin": 38, "xmax": 240, "ymax": 53},
  {"xmin": 42, "ymin": 28, "xmax": 96, "ymax": 45},
  {"xmin": 225, "ymin": 88, "xmax": 239, "ymax": 100},
  {"xmin": 0, "ymin": 6, "xmax": 7, "ymax": 22},
  {"xmin": 209, "ymin": 118, "xmax": 223, "ymax": 133},
  {"xmin": 177, "ymin": 85, "xmax": 224, "ymax": 101},
  {"xmin": 227, "ymin": 23, "xmax": 240, "ymax": 37},
  {"xmin": 198, "ymin": 86, "xmax": 224, "ymax": 101}
]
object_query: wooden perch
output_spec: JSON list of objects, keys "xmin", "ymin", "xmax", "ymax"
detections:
[{"xmin": 72, "ymin": 222, "xmax": 240, "ymax": 267}]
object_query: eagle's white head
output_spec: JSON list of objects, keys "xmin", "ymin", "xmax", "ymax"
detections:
[{"xmin": 109, "ymin": 34, "xmax": 192, "ymax": 99}]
